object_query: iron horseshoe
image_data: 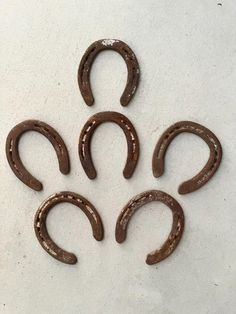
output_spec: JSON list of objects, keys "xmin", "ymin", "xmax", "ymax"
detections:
[
  {"xmin": 79, "ymin": 111, "xmax": 139, "ymax": 179},
  {"xmin": 6, "ymin": 120, "xmax": 70, "ymax": 191},
  {"xmin": 152, "ymin": 121, "xmax": 222, "ymax": 194},
  {"xmin": 34, "ymin": 191, "xmax": 104, "ymax": 264},
  {"xmin": 116, "ymin": 190, "xmax": 184, "ymax": 265},
  {"xmin": 78, "ymin": 39, "xmax": 140, "ymax": 106}
]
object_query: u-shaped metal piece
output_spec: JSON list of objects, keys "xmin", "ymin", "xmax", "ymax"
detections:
[
  {"xmin": 79, "ymin": 111, "xmax": 139, "ymax": 179},
  {"xmin": 152, "ymin": 121, "xmax": 222, "ymax": 194},
  {"xmin": 6, "ymin": 120, "xmax": 70, "ymax": 191},
  {"xmin": 34, "ymin": 191, "xmax": 104, "ymax": 264},
  {"xmin": 116, "ymin": 190, "xmax": 184, "ymax": 265},
  {"xmin": 78, "ymin": 39, "xmax": 140, "ymax": 106}
]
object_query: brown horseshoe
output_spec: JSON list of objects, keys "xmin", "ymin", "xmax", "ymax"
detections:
[
  {"xmin": 6, "ymin": 120, "xmax": 70, "ymax": 191},
  {"xmin": 34, "ymin": 191, "xmax": 104, "ymax": 264},
  {"xmin": 79, "ymin": 111, "xmax": 139, "ymax": 179},
  {"xmin": 78, "ymin": 39, "xmax": 140, "ymax": 106},
  {"xmin": 116, "ymin": 190, "xmax": 184, "ymax": 265},
  {"xmin": 152, "ymin": 121, "xmax": 222, "ymax": 194}
]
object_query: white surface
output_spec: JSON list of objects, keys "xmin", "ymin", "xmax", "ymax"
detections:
[{"xmin": 0, "ymin": 1, "xmax": 236, "ymax": 313}]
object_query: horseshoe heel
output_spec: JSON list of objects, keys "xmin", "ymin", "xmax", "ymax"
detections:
[
  {"xmin": 78, "ymin": 39, "xmax": 140, "ymax": 106},
  {"xmin": 34, "ymin": 191, "xmax": 104, "ymax": 264},
  {"xmin": 6, "ymin": 120, "xmax": 70, "ymax": 191},
  {"xmin": 79, "ymin": 111, "xmax": 139, "ymax": 179},
  {"xmin": 116, "ymin": 190, "xmax": 184, "ymax": 265},
  {"xmin": 152, "ymin": 121, "xmax": 222, "ymax": 194}
]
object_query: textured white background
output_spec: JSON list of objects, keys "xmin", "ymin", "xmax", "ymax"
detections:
[{"xmin": 1, "ymin": 1, "xmax": 236, "ymax": 313}]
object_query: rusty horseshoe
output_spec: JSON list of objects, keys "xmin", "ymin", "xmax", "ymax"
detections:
[
  {"xmin": 6, "ymin": 120, "xmax": 70, "ymax": 191},
  {"xmin": 34, "ymin": 191, "xmax": 104, "ymax": 264},
  {"xmin": 152, "ymin": 121, "xmax": 222, "ymax": 194},
  {"xmin": 78, "ymin": 39, "xmax": 140, "ymax": 106},
  {"xmin": 116, "ymin": 190, "xmax": 184, "ymax": 265},
  {"xmin": 79, "ymin": 111, "xmax": 139, "ymax": 179}
]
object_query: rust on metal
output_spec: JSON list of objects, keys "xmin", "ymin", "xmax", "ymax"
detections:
[
  {"xmin": 78, "ymin": 39, "xmax": 140, "ymax": 106},
  {"xmin": 152, "ymin": 121, "xmax": 222, "ymax": 194},
  {"xmin": 79, "ymin": 111, "xmax": 139, "ymax": 179},
  {"xmin": 6, "ymin": 120, "xmax": 70, "ymax": 191},
  {"xmin": 34, "ymin": 191, "xmax": 104, "ymax": 264},
  {"xmin": 116, "ymin": 190, "xmax": 184, "ymax": 265}
]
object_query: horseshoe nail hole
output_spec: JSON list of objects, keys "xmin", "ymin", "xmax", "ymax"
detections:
[
  {"xmin": 11, "ymin": 160, "xmax": 22, "ymax": 175},
  {"xmin": 42, "ymin": 127, "xmax": 49, "ymax": 133},
  {"xmin": 57, "ymin": 143, "xmax": 63, "ymax": 152},
  {"xmin": 9, "ymin": 139, "xmax": 14, "ymax": 151}
]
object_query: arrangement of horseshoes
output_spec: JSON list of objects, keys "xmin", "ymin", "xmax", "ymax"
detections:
[{"xmin": 5, "ymin": 39, "xmax": 223, "ymax": 266}]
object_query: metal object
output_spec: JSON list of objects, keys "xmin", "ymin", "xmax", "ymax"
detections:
[
  {"xmin": 152, "ymin": 121, "xmax": 222, "ymax": 194},
  {"xmin": 79, "ymin": 111, "xmax": 139, "ymax": 179},
  {"xmin": 6, "ymin": 120, "xmax": 70, "ymax": 191},
  {"xmin": 116, "ymin": 190, "xmax": 184, "ymax": 265},
  {"xmin": 78, "ymin": 39, "xmax": 140, "ymax": 106},
  {"xmin": 34, "ymin": 191, "xmax": 104, "ymax": 264}
]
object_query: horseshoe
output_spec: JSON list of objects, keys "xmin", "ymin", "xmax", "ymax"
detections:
[
  {"xmin": 79, "ymin": 111, "xmax": 139, "ymax": 179},
  {"xmin": 152, "ymin": 121, "xmax": 222, "ymax": 194},
  {"xmin": 116, "ymin": 190, "xmax": 184, "ymax": 265},
  {"xmin": 34, "ymin": 191, "xmax": 104, "ymax": 264},
  {"xmin": 6, "ymin": 120, "xmax": 70, "ymax": 191},
  {"xmin": 78, "ymin": 39, "xmax": 140, "ymax": 106}
]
